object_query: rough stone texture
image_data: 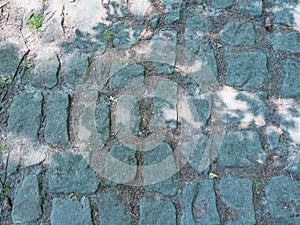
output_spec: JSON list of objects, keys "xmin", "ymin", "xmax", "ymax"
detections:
[
  {"xmin": 139, "ymin": 198, "xmax": 176, "ymax": 225},
  {"xmin": 218, "ymin": 131, "xmax": 266, "ymax": 167},
  {"xmin": 105, "ymin": 144, "xmax": 137, "ymax": 184},
  {"xmin": 221, "ymin": 21, "xmax": 256, "ymax": 46},
  {"xmin": 163, "ymin": 0, "xmax": 183, "ymax": 24},
  {"xmin": 143, "ymin": 142, "xmax": 177, "ymax": 187},
  {"xmin": 64, "ymin": 52, "xmax": 89, "ymax": 86},
  {"xmin": 265, "ymin": 176, "xmax": 300, "ymax": 224},
  {"xmin": 273, "ymin": 0, "xmax": 298, "ymax": 27},
  {"xmin": 225, "ymin": 51, "xmax": 269, "ymax": 90},
  {"xmin": 108, "ymin": 0, "xmax": 127, "ymax": 18},
  {"xmin": 48, "ymin": 152, "xmax": 99, "ymax": 193},
  {"xmin": 185, "ymin": 40, "xmax": 218, "ymax": 77},
  {"xmin": 272, "ymin": 32, "xmax": 300, "ymax": 54},
  {"xmin": 51, "ymin": 197, "xmax": 93, "ymax": 225},
  {"xmin": 12, "ymin": 175, "xmax": 42, "ymax": 223},
  {"xmin": 95, "ymin": 99, "xmax": 111, "ymax": 145},
  {"xmin": 115, "ymin": 95, "xmax": 141, "ymax": 135},
  {"xmin": 99, "ymin": 191, "xmax": 132, "ymax": 225},
  {"xmin": 151, "ymin": 81, "xmax": 178, "ymax": 129},
  {"xmin": 149, "ymin": 13, "xmax": 160, "ymax": 30},
  {"xmin": 0, "ymin": 41, "xmax": 20, "ymax": 81},
  {"xmin": 285, "ymin": 157, "xmax": 300, "ymax": 179},
  {"xmin": 112, "ymin": 22, "xmax": 145, "ymax": 47},
  {"xmin": 266, "ymin": 126, "xmax": 280, "ymax": 150},
  {"xmin": 144, "ymin": 174, "xmax": 178, "ymax": 196},
  {"xmin": 180, "ymin": 180, "xmax": 220, "ymax": 225},
  {"xmin": 185, "ymin": 16, "xmax": 213, "ymax": 39},
  {"xmin": 44, "ymin": 93, "xmax": 69, "ymax": 145},
  {"xmin": 7, "ymin": 92, "xmax": 43, "ymax": 140},
  {"xmin": 32, "ymin": 51, "xmax": 60, "ymax": 88},
  {"xmin": 211, "ymin": 0, "xmax": 233, "ymax": 9},
  {"xmin": 219, "ymin": 177, "xmax": 256, "ymax": 224},
  {"xmin": 109, "ymin": 64, "xmax": 144, "ymax": 90},
  {"xmin": 281, "ymin": 60, "xmax": 300, "ymax": 98},
  {"xmin": 238, "ymin": 0, "xmax": 262, "ymax": 16}
]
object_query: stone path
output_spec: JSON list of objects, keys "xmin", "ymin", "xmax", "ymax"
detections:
[{"xmin": 0, "ymin": 0, "xmax": 300, "ymax": 224}]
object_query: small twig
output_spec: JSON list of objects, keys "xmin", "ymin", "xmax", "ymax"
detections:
[{"xmin": 0, "ymin": 1, "xmax": 9, "ymax": 9}]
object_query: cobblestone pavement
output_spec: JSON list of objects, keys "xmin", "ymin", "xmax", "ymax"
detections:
[{"xmin": 0, "ymin": 0, "xmax": 300, "ymax": 224}]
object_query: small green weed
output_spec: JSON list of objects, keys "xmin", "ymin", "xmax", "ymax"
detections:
[
  {"xmin": 28, "ymin": 13, "xmax": 44, "ymax": 31},
  {"xmin": 23, "ymin": 60, "xmax": 32, "ymax": 69},
  {"xmin": 0, "ymin": 81, "xmax": 7, "ymax": 89},
  {"xmin": 105, "ymin": 29, "xmax": 114, "ymax": 40},
  {"xmin": 0, "ymin": 145, "xmax": 7, "ymax": 151},
  {"xmin": 253, "ymin": 179, "xmax": 261, "ymax": 188}
]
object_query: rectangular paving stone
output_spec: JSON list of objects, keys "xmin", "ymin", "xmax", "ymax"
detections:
[
  {"xmin": 219, "ymin": 177, "xmax": 256, "ymax": 224},
  {"xmin": 139, "ymin": 198, "xmax": 176, "ymax": 225},
  {"xmin": 151, "ymin": 81, "xmax": 178, "ymax": 129},
  {"xmin": 180, "ymin": 180, "xmax": 220, "ymax": 225},
  {"xmin": 0, "ymin": 41, "xmax": 20, "ymax": 81},
  {"xmin": 238, "ymin": 0, "xmax": 262, "ymax": 16},
  {"xmin": 185, "ymin": 16, "xmax": 213, "ymax": 39},
  {"xmin": 211, "ymin": 0, "xmax": 233, "ymax": 9},
  {"xmin": 163, "ymin": 0, "xmax": 183, "ymax": 24},
  {"xmin": 51, "ymin": 197, "xmax": 93, "ymax": 225},
  {"xmin": 281, "ymin": 60, "xmax": 300, "ymax": 98},
  {"xmin": 218, "ymin": 130, "xmax": 266, "ymax": 167},
  {"xmin": 225, "ymin": 51, "xmax": 269, "ymax": 90},
  {"xmin": 12, "ymin": 175, "xmax": 42, "ymax": 224},
  {"xmin": 221, "ymin": 21, "xmax": 256, "ymax": 46},
  {"xmin": 44, "ymin": 92, "xmax": 69, "ymax": 145},
  {"xmin": 99, "ymin": 191, "xmax": 132, "ymax": 225},
  {"xmin": 7, "ymin": 92, "xmax": 43, "ymax": 140},
  {"xmin": 265, "ymin": 176, "xmax": 300, "ymax": 225},
  {"xmin": 273, "ymin": 0, "xmax": 298, "ymax": 27},
  {"xmin": 272, "ymin": 32, "xmax": 300, "ymax": 54}
]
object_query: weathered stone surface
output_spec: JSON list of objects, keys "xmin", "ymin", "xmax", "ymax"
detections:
[
  {"xmin": 185, "ymin": 16, "xmax": 213, "ymax": 39},
  {"xmin": 108, "ymin": 0, "xmax": 127, "ymax": 18},
  {"xmin": 32, "ymin": 51, "xmax": 60, "ymax": 89},
  {"xmin": 99, "ymin": 191, "xmax": 132, "ymax": 225},
  {"xmin": 139, "ymin": 198, "xmax": 176, "ymax": 225},
  {"xmin": 144, "ymin": 174, "xmax": 178, "ymax": 196},
  {"xmin": 48, "ymin": 152, "xmax": 99, "ymax": 193},
  {"xmin": 115, "ymin": 95, "xmax": 141, "ymax": 135},
  {"xmin": 65, "ymin": 52, "xmax": 89, "ymax": 86},
  {"xmin": 211, "ymin": 0, "xmax": 233, "ymax": 9},
  {"xmin": 7, "ymin": 92, "xmax": 42, "ymax": 140},
  {"xmin": 218, "ymin": 90, "xmax": 269, "ymax": 127},
  {"xmin": 219, "ymin": 177, "xmax": 256, "ymax": 224},
  {"xmin": 218, "ymin": 131, "xmax": 266, "ymax": 167},
  {"xmin": 95, "ymin": 99, "xmax": 111, "ymax": 145},
  {"xmin": 265, "ymin": 176, "xmax": 300, "ymax": 224},
  {"xmin": 0, "ymin": 42, "xmax": 20, "ymax": 81},
  {"xmin": 273, "ymin": 0, "xmax": 298, "ymax": 27},
  {"xmin": 151, "ymin": 81, "xmax": 178, "ymax": 129},
  {"xmin": 143, "ymin": 142, "xmax": 177, "ymax": 186},
  {"xmin": 180, "ymin": 180, "xmax": 220, "ymax": 225},
  {"xmin": 285, "ymin": 156, "xmax": 300, "ymax": 179},
  {"xmin": 44, "ymin": 93, "xmax": 69, "ymax": 145},
  {"xmin": 281, "ymin": 60, "xmax": 300, "ymax": 98},
  {"xmin": 12, "ymin": 175, "xmax": 42, "ymax": 223},
  {"xmin": 51, "ymin": 197, "xmax": 93, "ymax": 225},
  {"xmin": 238, "ymin": 0, "xmax": 262, "ymax": 16},
  {"xmin": 272, "ymin": 32, "xmax": 300, "ymax": 54},
  {"xmin": 109, "ymin": 64, "xmax": 144, "ymax": 90},
  {"xmin": 112, "ymin": 22, "xmax": 145, "ymax": 47},
  {"xmin": 105, "ymin": 144, "xmax": 137, "ymax": 184},
  {"xmin": 149, "ymin": 13, "xmax": 160, "ymax": 30},
  {"xmin": 266, "ymin": 126, "xmax": 280, "ymax": 150},
  {"xmin": 221, "ymin": 21, "xmax": 256, "ymax": 46},
  {"xmin": 226, "ymin": 52, "xmax": 269, "ymax": 90},
  {"xmin": 163, "ymin": 0, "xmax": 183, "ymax": 24}
]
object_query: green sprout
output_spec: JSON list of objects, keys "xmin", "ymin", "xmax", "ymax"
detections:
[
  {"xmin": 28, "ymin": 13, "xmax": 44, "ymax": 31},
  {"xmin": 105, "ymin": 29, "xmax": 114, "ymax": 40}
]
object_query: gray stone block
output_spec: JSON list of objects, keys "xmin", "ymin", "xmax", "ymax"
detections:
[
  {"xmin": 48, "ymin": 152, "xmax": 99, "ymax": 193},
  {"xmin": 225, "ymin": 51, "xmax": 269, "ymax": 90},
  {"xmin": 65, "ymin": 53, "xmax": 89, "ymax": 86},
  {"xmin": 265, "ymin": 176, "xmax": 300, "ymax": 225},
  {"xmin": 12, "ymin": 175, "xmax": 42, "ymax": 223},
  {"xmin": 219, "ymin": 177, "xmax": 256, "ymax": 224},
  {"xmin": 238, "ymin": 0, "xmax": 262, "ymax": 16},
  {"xmin": 180, "ymin": 180, "xmax": 220, "ymax": 225},
  {"xmin": 218, "ymin": 131, "xmax": 266, "ymax": 167},
  {"xmin": 281, "ymin": 60, "xmax": 300, "ymax": 98},
  {"xmin": 139, "ymin": 198, "xmax": 176, "ymax": 225},
  {"xmin": 221, "ymin": 21, "xmax": 256, "ymax": 46},
  {"xmin": 44, "ymin": 93, "xmax": 69, "ymax": 145},
  {"xmin": 0, "ymin": 42, "xmax": 20, "ymax": 81},
  {"xmin": 272, "ymin": 32, "xmax": 300, "ymax": 54},
  {"xmin": 144, "ymin": 174, "xmax": 178, "ymax": 196},
  {"xmin": 163, "ymin": 0, "xmax": 183, "ymax": 24},
  {"xmin": 99, "ymin": 191, "xmax": 132, "ymax": 225},
  {"xmin": 7, "ymin": 92, "xmax": 43, "ymax": 140},
  {"xmin": 51, "ymin": 197, "xmax": 93, "ymax": 225},
  {"xmin": 185, "ymin": 16, "xmax": 213, "ymax": 39},
  {"xmin": 211, "ymin": 0, "xmax": 233, "ymax": 9}
]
